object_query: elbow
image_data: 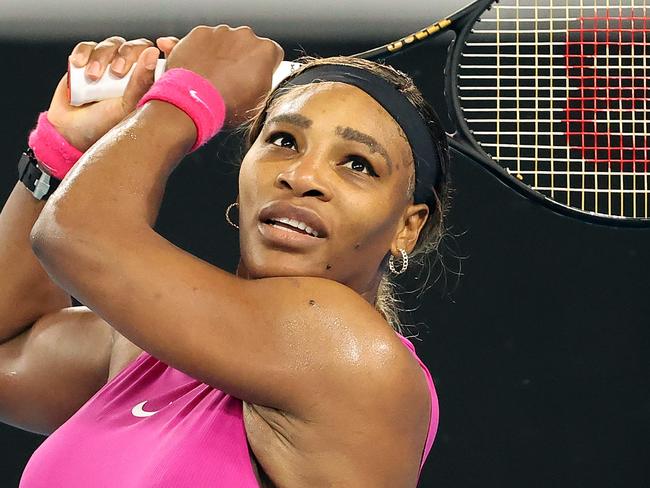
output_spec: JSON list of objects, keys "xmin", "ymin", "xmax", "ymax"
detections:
[
  {"xmin": 30, "ymin": 211, "xmax": 60, "ymax": 263},
  {"xmin": 30, "ymin": 202, "xmax": 83, "ymax": 264},
  {"xmin": 30, "ymin": 206, "xmax": 115, "ymax": 302},
  {"xmin": 30, "ymin": 209, "xmax": 98, "ymax": 295}
]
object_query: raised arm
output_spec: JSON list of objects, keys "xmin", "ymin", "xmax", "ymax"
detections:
[{"xmin": 0, "ymin": 37, "xmax": 173, "ymax": 433}]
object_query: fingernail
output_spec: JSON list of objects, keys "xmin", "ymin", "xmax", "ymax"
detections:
[
  {"xmin": 112, "ymin": 57, "xmax": 126, "ymax": 74},
  {"xmin": 68, "ymin": 54, "xmax": 82, "ymax": 67},
  {"xmin": 86, "ymin": 60, "xmax": 101, "ymax": 78}
]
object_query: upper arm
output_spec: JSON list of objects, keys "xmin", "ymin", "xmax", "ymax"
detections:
[
  {"xmin": 31, "ymin": 226, "xmax": 399, "ymax": 415},
  {"xmin": 0, "ymin": 307, "xmax": 113, "ymax": 435}
]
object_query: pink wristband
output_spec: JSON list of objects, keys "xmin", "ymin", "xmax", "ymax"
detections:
[
  {"xmin": 27, "ymin": 112, "xmax": 84, "ymax": 180},
  {"xmin": 137, "ymin": 68, "xmax": 226, "ymax": 152}
]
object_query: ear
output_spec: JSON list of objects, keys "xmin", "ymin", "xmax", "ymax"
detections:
[{"xmin": 391, "ymin": 203, "xmax": 429, "ymax": 256}]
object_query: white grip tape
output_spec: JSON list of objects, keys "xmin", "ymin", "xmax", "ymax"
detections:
[{"xmin": 68, "ymin": 60, "xmax": 301, "ymax": 106}]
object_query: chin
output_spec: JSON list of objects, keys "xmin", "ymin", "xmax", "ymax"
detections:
[
  {"xmin": 238, "ymin": 223, "xmax": 331, "ymax": 279},
  {"xmin": 239, "ymin": 252, "xmax": 329, "ymax": 280}
]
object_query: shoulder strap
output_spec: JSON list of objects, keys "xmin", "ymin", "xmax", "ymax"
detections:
[{"xmin": 395, "ymin": 333, "xmax": 440, "ymax": 473}]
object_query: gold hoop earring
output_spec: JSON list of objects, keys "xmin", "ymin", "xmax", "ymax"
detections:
[
  {"xmin": 388, "ymin": 248, "xmax": 408, "ymax": 275},
  {"xmin": 225, "ymin": 202, "xmax": 239, "ymax": 230}
]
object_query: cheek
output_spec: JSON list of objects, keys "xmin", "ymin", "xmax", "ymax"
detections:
[
  {"xmin": 341, "ymin": 177, "xmax": 411, "ymax": 253},
  {"xmin": 339, "ymin": 196, "xmax": 399, "ymax": 251},
  {"xmin": 238, "ymin": 151, "xmax": 268, "ymax": 203}
]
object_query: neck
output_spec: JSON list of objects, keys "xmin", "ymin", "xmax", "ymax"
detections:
[
  {"xmin": 235, "ymin": 259, "xmax": 382, "ymax": 306},
  {"xmin": 357, "ymin": 271, "xmax": 382, "ymax": 306}
]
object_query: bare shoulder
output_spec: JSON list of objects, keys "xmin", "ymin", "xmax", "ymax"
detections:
[
  {"xmin": 246, "ymin": 275, "xmax": 402, "ymax": 362},
  {"xmin": 247, "ymin": 276, "xmax": 430, "ymax": 414}
]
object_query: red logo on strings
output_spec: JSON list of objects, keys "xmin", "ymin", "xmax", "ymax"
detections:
[{"xmin": 565, "ymin": 16, "xmax": 649, "ymax": 168}]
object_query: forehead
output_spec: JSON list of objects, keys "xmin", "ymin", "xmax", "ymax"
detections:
[{"xmin": 266, "ymin": 82, "xmax": 412, "ymax": 164}]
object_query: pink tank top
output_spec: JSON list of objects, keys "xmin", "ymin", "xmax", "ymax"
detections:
[{"xmin": 19, "ymin": 334, "xmax": 438, "ymax": 487}]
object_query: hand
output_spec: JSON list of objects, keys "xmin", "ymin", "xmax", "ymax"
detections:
[
  {"xmin": 164, "ymin": 25, "xmax": 284, "ymax": 125},
  {"xmin": 47, "ymin": 36, "xmax": 163, "ymax": 152}
]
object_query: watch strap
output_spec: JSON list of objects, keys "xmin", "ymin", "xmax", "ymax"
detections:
[{"xmin": 18, "ymin": 148, "xmax": 61, "ymax": 200}]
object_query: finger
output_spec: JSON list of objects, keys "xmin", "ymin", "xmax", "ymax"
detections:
[
  {"xmin": 84, "ymin": 36, "xmax": 126, "ymax": 81},
  {"xmin": 155, "ymin": 36, "xmax": 180, "ymax": 58},
  {"xmin": 122, "ymin": 47, "xmax": 160, "ymax": 110},
  {"xmin": 231, "ymin": 25, "xmax": 254, "ymax": 34},
  {"xmin": 69, "ymin": 41, "xmax": 98, "ymax": 68},
  {"xmin": 112, "ymin": 38, "xmax": 155, "ymax": 77}
]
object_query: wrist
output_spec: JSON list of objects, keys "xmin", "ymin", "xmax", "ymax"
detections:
[
  {"xmin": 44, "ymin": 113, "xmax": 93, "ymax": 153},
  {"xmin": 27, "ymin": 112, "xmax": 84, "ymax": 180},
  {"xmin": 136, "ymin": 68, "xmax": 226, "ymax": 152}
]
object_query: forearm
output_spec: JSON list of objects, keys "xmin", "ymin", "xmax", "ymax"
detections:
[
  {"xmin": 30, "ymin": 102, "xmax": 196, "ymax": 292},
  {"xmin": 0, "ymin": 183, "xmax": 71, "ymax": 343}
]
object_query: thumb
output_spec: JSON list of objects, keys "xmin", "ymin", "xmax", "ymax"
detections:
[
  {"xmin": 48, "ymin": 73, "xmax": 72, "ymax": 112},
  {"xmin": 122, "ymin": 47, "xmax": 161, "ymax": 110}
]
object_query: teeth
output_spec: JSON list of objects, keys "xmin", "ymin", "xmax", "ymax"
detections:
[
  {"xmin": 272, "ymin": 217, "xmax": 319, "ymax": 237},
  {"xmin": 290, "ymin": 219, "xmax": 304, "ymax": 230}
]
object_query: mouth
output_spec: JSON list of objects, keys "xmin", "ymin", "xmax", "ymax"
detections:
[
  {"xmin": 258, "ymin": 220, "xmax": 323, "ymax": 248},
  {"xmin": 263, "ymin": 217, "xmax": 321, "ymax": 238},
  {"xmin": 257, "ymin": 201, "xmax": 329, "ymax": 248}
]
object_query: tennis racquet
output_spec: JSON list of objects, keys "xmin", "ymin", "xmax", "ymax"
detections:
[
  {"xmin": 353, "ymin": 0, "xmax": 650, "ymax": 226},
  {"xmin": 69, "ymin": 0, "xmax": 650, "ymax": 225}
]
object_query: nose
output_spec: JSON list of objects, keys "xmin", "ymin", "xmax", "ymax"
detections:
[{"xmin": 275, "ymin": 155, "xmax": 333, "ymax": 201}]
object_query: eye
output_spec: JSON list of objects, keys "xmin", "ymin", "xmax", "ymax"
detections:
[
  {"xmin": 342, "ymin": 156, "xmax": 378, "ymax": 177},
  {"xmin": 267, "ymin": 132, "xmax": 297, "ymax": 150}
]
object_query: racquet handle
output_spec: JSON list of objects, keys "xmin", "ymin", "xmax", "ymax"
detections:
[{"xmin": 68, "ymin": 59, "xmax": 300, "ymax": 106}]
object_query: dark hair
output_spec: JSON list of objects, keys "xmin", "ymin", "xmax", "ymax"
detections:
[{"xmin": 244, "ymin": 56, "xmax": 451, "ymax": 334}]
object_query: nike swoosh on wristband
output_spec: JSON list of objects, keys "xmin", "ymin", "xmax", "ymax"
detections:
[
  {"xmin": 189, "ymin": 89, "xmax": 210, "ymax": 110},
  {"xmin": 131, "ymin": 400, "xmax": 162, "ymax": 418}
]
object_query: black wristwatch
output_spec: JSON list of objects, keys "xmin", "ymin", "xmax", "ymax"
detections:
[{"xmin": 17, "ymin": 148, "xmax": 61, "ymax": 200}]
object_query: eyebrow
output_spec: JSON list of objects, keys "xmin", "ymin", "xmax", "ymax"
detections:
[
  {"xmin": 335, "ymin": 126, "xmax": 393, "ymax": 175},
  {"xmin": 266, "ymin": 113, "xmax": 313, "ymax": 129}
]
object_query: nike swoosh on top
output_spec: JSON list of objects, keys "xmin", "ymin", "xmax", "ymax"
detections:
[{"xmin": 189, "ymin": 89, "xmax": 210, "ymax": 110}]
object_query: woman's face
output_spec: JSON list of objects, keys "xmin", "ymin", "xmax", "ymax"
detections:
[{"xmin": 237, "ymin": 82, "xmax": 429, "ymax": 298}]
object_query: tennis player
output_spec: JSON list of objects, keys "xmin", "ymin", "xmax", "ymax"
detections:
[{"xmin": 1, "ymin": 25, "xmax": 448, "ymax": 487}]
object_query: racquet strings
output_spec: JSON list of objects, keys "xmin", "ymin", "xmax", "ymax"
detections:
[{"xmin": 458, "ymin": 0, "xmax": 649, "ymax": 219}]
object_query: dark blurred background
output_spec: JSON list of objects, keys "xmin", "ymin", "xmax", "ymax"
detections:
[{"xmin": 0, "ymin": 2, "xmax": 649, "ymax": 487}]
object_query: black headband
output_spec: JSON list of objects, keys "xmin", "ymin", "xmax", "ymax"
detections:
[{"xmin": 281, "ymin": 64, "xmax": 441, "ymax": 204}]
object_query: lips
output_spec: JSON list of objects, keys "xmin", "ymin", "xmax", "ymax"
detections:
[{"xmin": 258, "ymin": 201, "xmax": 329, "ymax": 239}]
